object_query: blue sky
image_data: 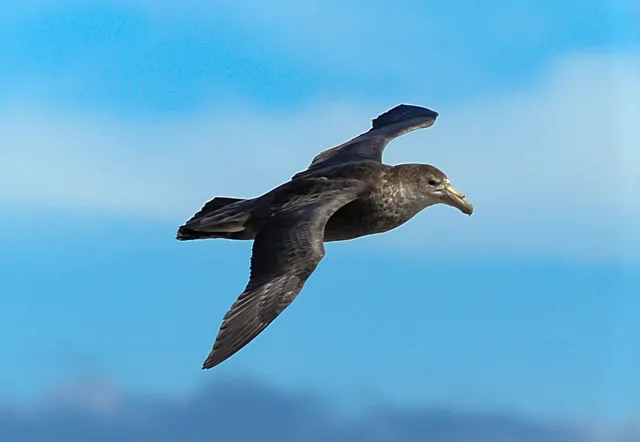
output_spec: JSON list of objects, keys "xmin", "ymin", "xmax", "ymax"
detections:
[{"xmin": 1, "ymin": 0, "xmax": 639, "ymax": 433}]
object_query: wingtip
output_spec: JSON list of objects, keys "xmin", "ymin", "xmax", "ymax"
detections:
[
  {"xmin": 201, "ymin": 357, "xmax": 217, "ymax": 370},
  {"xmin": 371, "ymin": 104, "xmax": 439, "ymax": 130},
  {"xmin": 201, "ymin": 349, "xmax": 222, "ymax": 370}
]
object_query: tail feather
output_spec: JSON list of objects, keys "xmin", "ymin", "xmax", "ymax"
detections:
[
  {"xmin": 176, "ymin": 226, "xmax": 207, "ymax": 241},
  {"xmin": 176, "ymin": 196, "xmax": 255, "ymax": 241},
  {"xmin": 187, "ymin": 197, "xmax": 244, "ymax": 223}
]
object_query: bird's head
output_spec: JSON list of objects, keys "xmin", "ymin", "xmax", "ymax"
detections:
[{"xmin": 416, "ymin": 165, "xmax": 474, "ymax": 215}]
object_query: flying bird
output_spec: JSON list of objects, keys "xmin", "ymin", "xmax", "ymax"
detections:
[{"xmin": 176, "ymin": 104, "xmax": 473, "ymax": 369}]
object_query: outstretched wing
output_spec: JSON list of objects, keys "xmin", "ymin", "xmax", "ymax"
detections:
[
  {"xmin": 202, "ymin": 178, "xmax": 369, "ymax": 369},
  {"xmin": 293, "ymin": 104, "xmax": 438, "ymax": 179}
]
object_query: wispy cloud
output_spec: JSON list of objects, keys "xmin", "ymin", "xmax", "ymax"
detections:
[
  {"xmin": 1, "ymin": 377, "xmax": 637, "ymax": 442},
  {"xmin": 1, "ymin": 51, "xmax": 638, "ymax": 259}
]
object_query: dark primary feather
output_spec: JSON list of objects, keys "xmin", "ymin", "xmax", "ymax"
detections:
[
  {"xmin": 370, "ymin": 104, "xmax": 439, "ymax": 130},
  {"xmin": 202, "ymin": 178, "xmax": 369, "ymax": 369},
  {"xmin": 293, "ymin": 104, "xmax": 438, "ymax": 179}
]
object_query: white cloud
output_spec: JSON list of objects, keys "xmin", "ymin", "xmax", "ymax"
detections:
[{"xmin": 1, "ymin": 51, "xmax": 638, "ymax": 260}]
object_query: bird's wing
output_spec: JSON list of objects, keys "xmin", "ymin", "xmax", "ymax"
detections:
[
  {"xmin": 202, "ymin": 178, "xmax": 369, "ymax": 369},
  {"xmin": 293, "ymin": 104, "xmax": 438, "ymax": 179}
]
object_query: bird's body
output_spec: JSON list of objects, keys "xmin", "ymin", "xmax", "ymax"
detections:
[
  {"xmin": 321, "ymin": 162, "xmax": 446, "ymax": 241},
  {"xmin": 176, "ymin": 104, "xmax": 474, "ymax": 369}
]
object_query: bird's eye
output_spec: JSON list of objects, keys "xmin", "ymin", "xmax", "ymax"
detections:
[{"xmin": 427, "ymin": 179, "xmax": 438, "ymax": 186}]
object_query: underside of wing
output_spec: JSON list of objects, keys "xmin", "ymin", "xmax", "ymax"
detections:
[
  {"xmin": 202, "ymin": 178, "xmax": 369, "ymax": 369},
  {"xmin": 293, "ymin": 104, "xmax": 439, "ymax": 179}
]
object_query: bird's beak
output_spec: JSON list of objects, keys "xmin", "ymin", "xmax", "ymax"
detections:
[{"xmin": 441, "ymin": 184, "xmax": 474, "ymax": 215}]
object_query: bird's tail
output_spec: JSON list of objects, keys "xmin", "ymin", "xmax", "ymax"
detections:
[{"xmin": 176, "ymin": 196, "xmax": 252, "ymax": 241}]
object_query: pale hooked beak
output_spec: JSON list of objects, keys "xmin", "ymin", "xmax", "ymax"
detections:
[{"xmin": 441, "ymin": 183, "xmax": 473, "ymax": 215}]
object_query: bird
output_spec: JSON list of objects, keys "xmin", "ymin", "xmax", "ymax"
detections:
[{"xmin": 176, "ymin": 104, "xmax": 473, "ymax": 370}]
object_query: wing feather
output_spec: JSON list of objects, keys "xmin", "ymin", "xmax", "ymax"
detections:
[
  {"xmin": 202, "ymin": 178, "xmax": 369, "ymax": 369},
  {"xmin": 293, "ymin": 104, "xmax": 438, "ymax": 179}
]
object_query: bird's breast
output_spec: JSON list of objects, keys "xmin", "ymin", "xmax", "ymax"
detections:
[{"xmin": 323, "ymin": 186, "xmax": 423, "ymax": 242}]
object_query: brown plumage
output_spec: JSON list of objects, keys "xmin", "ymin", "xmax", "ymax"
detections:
[{"xmin": 176, "ymin": 104, "xmax": 474, "ymax": 369}]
